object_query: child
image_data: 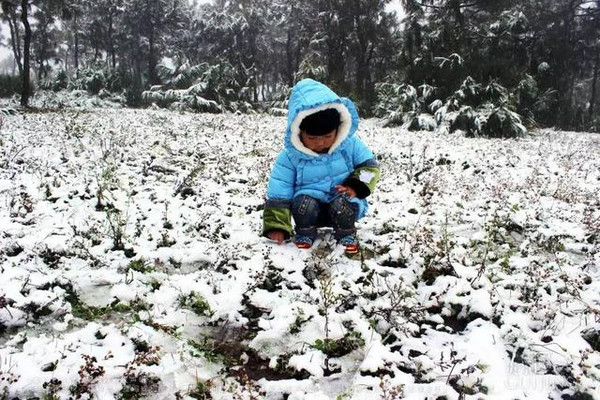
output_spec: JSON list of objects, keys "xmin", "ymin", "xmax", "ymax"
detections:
[{"xmin": 262, "ymin": 79, "xmax": 380, "ymax": 254}]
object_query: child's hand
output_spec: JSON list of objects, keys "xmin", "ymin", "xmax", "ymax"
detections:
[
  {"xmin": 335, "ymin": 185, "xmax": 357, "ymax": 199},
  {"xmin": 267, "ymin": 230, "xmax": 285, "ymax": 244}
]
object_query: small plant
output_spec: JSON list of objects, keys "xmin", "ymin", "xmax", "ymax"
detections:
[
  {"xmin": 289, "ymin": 308, "xmax": 312, "ymax": 335},
  {"xmin": 378, "ymin": 378, "xmax": 404, "ymax": 400},
  {"xmin": 65, "ymin": 287, "xmax": 110, "ymax": 321},
  {"xmin": 131, "ymin": 339, "xmax": 162, "ymax": 366},
  {"xmin": 179, "ymin": 292, "xmax": 213, "ymax": 316},
  {"xmin": 188, "ymin": 338, "xmax": 222, "ymax": 363},
  {"xmin": 42, "ymin": 378, "xmax": 63, "ymax": 400},
  {"xmin": 119, "ymin": 341, "xmax": 162, "ymax": 399},
  {"xmin": 256, "ymin": 263, "xmax": 283, "ymax": 292},
  {"xmin": 119, "ymin": 370, "xmax": 161, "ymax": 399},
  {"xmin": 70, "ymin": 354, "xmax": 105, "ymax": 399},
  {"xmin": 188, "ymin": 378, "xmax": 213, "ymax": 399},
  {"xmin": 315, "ymin": 271, "xmax": 349, "ymax": 343},
  {"xmin": 126, "ymin": 258, "xmax": 153, "ymax": 274},
  {"xmin": 417, "ymin": 217, "xmax": 459, "ymax": 285},
  {"xmin": 95, "ymin": 163, "xmax": 118, "ymax": 211},
  {"xmin": 106, "ymin": 208, "xmax": 126, "ymax": 251},
  {"xmin": 148, "ymin": 278, "xmax": 162, "ymax": 292},
  {"xmin": 0, "ymin": 367, "xmax": 19, "ymax": 400},
  {"xmin": 230, "ymin": 373, "xmax": 265, "ymax": 400},
  {"xmin": 370, "ymin": 276, "xmax": 424, "ymax": 336},
  {"xmin": 162, "ymin": 202, "xmax": 173, "ymax": 229},
  {"xmin": 65, "ymin": 285, "xmax": 151, "ymax": 321},
  {"xmin": 313, "ymin": 329, "xmax": 365, "ymax": 358},
  {"xmin": 157, "ymin": 230, "xmax": 176, "ymax": 248},
  {"xmin": 21, "ymin": 299, "xmax": 54, "ymax": 320}
]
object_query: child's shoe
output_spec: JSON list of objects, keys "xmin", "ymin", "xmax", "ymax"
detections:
[
  {"xmin": 339, "ymin": 235, "xmax": 359, "ymax": 254},
  {"xmin": 294, "ymin": 235, "xmax": 313, "ymax": 249}
]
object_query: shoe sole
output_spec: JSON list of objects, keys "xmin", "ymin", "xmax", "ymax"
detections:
[{"xmin": 344, "ymin": 245, "xmax": 359, "ymax": 254}]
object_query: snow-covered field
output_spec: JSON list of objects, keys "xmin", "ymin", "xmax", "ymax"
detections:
[{"xmin": 0, "ymin": 108, "xmax": 599, "ymax": 400}]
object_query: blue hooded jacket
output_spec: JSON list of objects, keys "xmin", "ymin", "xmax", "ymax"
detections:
[{"xmin": 262, "ymin": 79, "xmax": 380, "ymax": 237}]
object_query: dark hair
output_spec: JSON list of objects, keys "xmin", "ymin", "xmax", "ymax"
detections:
[{"xmin": 299, "ymin": 108, "xmax": 341, "ymax": 136}]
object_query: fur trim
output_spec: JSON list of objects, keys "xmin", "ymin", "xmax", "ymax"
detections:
[{"xmin": 290, "ymin": 102, "xmax": 352, "ymax": 156}]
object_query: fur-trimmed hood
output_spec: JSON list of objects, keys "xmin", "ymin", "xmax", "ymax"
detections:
[{"xmin": 285, "ymin": 79, "xmax": 360, "ymax": 158}]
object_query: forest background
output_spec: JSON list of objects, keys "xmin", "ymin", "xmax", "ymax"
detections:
[{"xmin": 1, "ymin": 0, "xmax": 599, "ymax": 134}]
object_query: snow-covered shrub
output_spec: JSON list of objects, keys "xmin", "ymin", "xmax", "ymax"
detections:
[
  {"xmin": 158, "ymin": 62, "xmax": 204, "ymax": 89},
  {"xmin": 484, "ymin": 80, "xmax": 509, "ymax": 104},
  {"xmin": 374, "ymin": 82, "xmax": 418, "ymax": 118},
  {"xmin": 377, "ymin": 75, "xmax": 527, "ymax": 137},
  {"xmin": 454, "ymin": 76, "xmax": 483, "ymax": 107},
  {"xmin": 39, "ymin": 70, "xmax": 68, "ymax": 92},
  {"xmin": 48, "ymin": 66, "xmax": 133, "ymax": 97},
  {"xmin": 34, "ymin": 67, "xmax": 131, "ymax": 107},
  {"xmin": 484, "ymin": 106, "xmax": 527, "ymax": 138},
  {"xmin": 451, "ymin": 78, "xmax": 526, "ymax": 137},
  {"xmin": 515, "ymin": 73, "xmax": 556, "ymax": 127},
  {"xmin": 380, "ymin": 109, "xmax": 404, "ymax": 128},
  {"xmin": 69, "ymin": 67, "xmax": 106, "ymax": 94},
  {"xmin": 375, "ymin": 81, "xmax": 439, "ymax": 128},
  {"xmin": 449, "ymin": 77, "xmax": 508, "ymax": 109},
  {"xmin": 429, "ymin": 99, "xmax": 443, "ymax": 113},
  {"xmin": 408, "ymin": 113, "xmax": 437, "ymax": 131},
  {"xmin": 29, "ymin": 90, "xmax": 124, "ymax": 109},
  {"xmin": 144, "ymin": 61, "xmax": 252, "ymax": 113},
  {"xmin": 450, "ymin": 105, "xmax": 526, "ymax": 138},
  {"xmin": 450, "ymin": 106, "xmax": 481, "ymax": 136}
]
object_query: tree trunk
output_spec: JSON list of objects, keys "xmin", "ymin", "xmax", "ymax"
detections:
[
  {"xmin": 37, "ymin": 57, "xmax": 43, "ymax": 80},
  {"xmin": 588, "ymin": 47, "xmax": 599, "ymax": 126},
  {"xmin": 558, "ymin": 0, "xmax": 577, "ymax": 129},
  {"xmin": 20, "ymin": 0, "xmax": 31, "ymax": 107},
  {"xmin": 133, "ymin": 41, "xmax": 143, "ymax": 101},
  {"xmin": 64, "ymin": 46, "xmax": 69, "ymax": 74},
  {"xmin": 5, "ymin": 6, "xmax": 23, "ymax": 75},
  {"xmin": 148, "ymin": 26, "xmax": 158, "ymax": 85},
  {"xmin": 285, "ymin": 28, "xmax": 294, "ymax": 86},
  {"xmin": 450, "ymin": 0, "xmax": 464, "ymax": 28},
  {"xmin": 74, "ymin": 14, "xmax": 79, "ymax": 70},
  {"xmin": 108, "ymin": 12, "xmax": 116, "ymax": 69},
  {"xmin": 325, "ymin": 20, "xmax": 346, "ymax": 91}
]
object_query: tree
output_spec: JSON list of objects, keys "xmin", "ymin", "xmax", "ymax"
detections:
[
  {"xmin": 31, "ymin": 0, "xmax": 61, "ymax": 79},
  {"xmin": 121, "ymin": 0, "xmax": 189, "ymax": 86},
  {"xmin": 1, "ymin": 0, "xmax": 24, "ymax": 76},
  {"xmin": 1, "ymin": 0, "xmax": 33, "ymax": 106}
]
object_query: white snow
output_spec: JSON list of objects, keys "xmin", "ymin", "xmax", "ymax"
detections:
[{"xmin": 0, "ymin": 109, "xmax": 599, "ymax": 399}]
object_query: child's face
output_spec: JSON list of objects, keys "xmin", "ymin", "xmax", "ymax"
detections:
[{"xmin": 300, "ymin": 129, "xmax": 337, "ymax": 154}]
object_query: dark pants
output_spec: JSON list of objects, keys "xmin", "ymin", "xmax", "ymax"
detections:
[{"xmin": 292, "ymin": 195, "xmax": 358, "ymax": 241}]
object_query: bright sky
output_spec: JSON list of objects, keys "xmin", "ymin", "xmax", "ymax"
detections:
[{"xmin": 388, "ymin": 0, "xmax": 405, "ymax": 17}]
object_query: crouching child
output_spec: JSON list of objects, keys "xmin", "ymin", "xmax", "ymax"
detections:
[{"xmin": 262, "ymin": 79, "xmax": 380, "ymax": 254}]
